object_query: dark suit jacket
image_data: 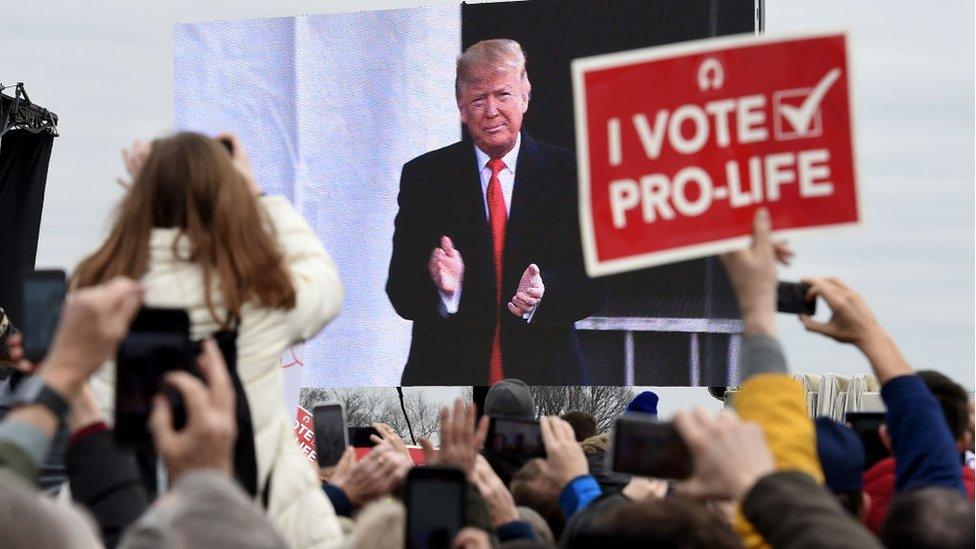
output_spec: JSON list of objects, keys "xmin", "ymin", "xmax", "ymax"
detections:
[{"xmin": 387, "ymin": 132, "xmax": 600, "ymax": 385}]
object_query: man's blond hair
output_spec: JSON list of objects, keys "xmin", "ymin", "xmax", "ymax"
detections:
[{"xmin": 455, "ymin": 38, "xmax": 531, "ymax": 98}]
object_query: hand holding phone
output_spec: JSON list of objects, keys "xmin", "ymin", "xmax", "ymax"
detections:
[
  {"xmin": 115, "ymin": 307, "xmax": 195, "ymax": 445},
  {"xmin": 148, "ymin": 338, "xmax": 237, "ymax": 482},
  {"xmin": 313, "ymin": 403, "xmax": 348, "ymax": 467},
  {"xmin": 486, "ymin": 416, "xmax": 546, "ymax": 459},
  {"xmin": 540, "ymin": 416, "xmax": 589, "ymax": 487},
  {"xmin": 610, "ymin": 414, "xmax": 692, "ymax": 479},
  {"xmin": 348, "ymin": 426, "xmax": 379, "ymax": 448},
  {"xmin": 777, "ymin": 281, "xmax": 816, "ymax": 315},
  {"xmin": 672, "ymin": 410, "xmax": 774, "ymax": 500},
  {"xmin": 405, "ymin": 466, "xmax": 466, "ymax": 549}
]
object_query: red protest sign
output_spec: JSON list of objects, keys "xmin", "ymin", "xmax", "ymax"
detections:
[
  {"xmin": 572, "ymin": 32, "xmax": 859, "ymax": 276},
  {"xmin": 293, "ymin": 405, "xmax": 317, "ymax": 463}
]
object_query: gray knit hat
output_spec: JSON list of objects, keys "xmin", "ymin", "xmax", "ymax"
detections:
[{"xmin": 484, "ymin": 378, "xmax": 535, "ymax": 419}]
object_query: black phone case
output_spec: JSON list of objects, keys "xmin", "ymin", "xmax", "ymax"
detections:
[
  {"xmin": 777, "ymin": 281, "xmax": 816, "ymax": 315},
  {"xmin": 114, "ymin": 307, "xmax": 194, "ymax": 446},
  {"xmin": 20, "ymin": 270, "xmax": 67, "ymax": 363},
  {"xmin": 405, "ymin": 467, "xmax": 466, "ymax": 549}
]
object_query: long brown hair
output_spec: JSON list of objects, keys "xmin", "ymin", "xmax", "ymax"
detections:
[{"xmin": 74, "ymin": 132, "xmax": 296, "ymax": 326}]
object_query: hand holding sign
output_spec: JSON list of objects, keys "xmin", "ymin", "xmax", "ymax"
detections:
[
  {"xmin": 573, "ymin": 32, "xmax": 858, "ymax": 276},
  {"xmin": 429, "ymin": 236, "xmax": 464, "ymax": 295}
]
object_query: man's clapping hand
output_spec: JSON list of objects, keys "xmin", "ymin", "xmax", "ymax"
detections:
[
  {"xmin": 507, "ymin": 263, "xmax": 544, "ymax": 318},
  {"xmin": 430, "ymin": 236, "xmax": 464, "ymax": 296}
]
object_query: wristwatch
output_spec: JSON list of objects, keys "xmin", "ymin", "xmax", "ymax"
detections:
[{"xmin": 11, "ymin": 376, "xmax": 70, "ymax": 423}]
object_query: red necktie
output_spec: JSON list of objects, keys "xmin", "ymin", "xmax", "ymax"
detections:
[{"xmin": 486, "ymin": 158, "xmax": 507, "ymax": 385}]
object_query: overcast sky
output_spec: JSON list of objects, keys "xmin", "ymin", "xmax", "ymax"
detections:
[{"xmin": 3, "ymin": 1, "xmax": 972, "ymax": 411}]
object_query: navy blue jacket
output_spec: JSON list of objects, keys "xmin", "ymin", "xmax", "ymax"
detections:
[{"xmin": 881, "ymin": 374, "xmax": 965, "ymax": 493}]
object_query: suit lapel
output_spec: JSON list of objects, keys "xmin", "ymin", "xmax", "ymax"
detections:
[
  {"xmin": 504, "ymin": 132, "xmax": 541, "ymax": 289},
  {"xmin": 454, "ymin": 142, "xmax": 495, "ymax": 287}
]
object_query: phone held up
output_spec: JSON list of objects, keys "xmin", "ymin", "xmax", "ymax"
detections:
[
  {"xmin": 610, "ymin": 414, "xmax": 693, "ymax": 480},
  {"xmin": 20, "ymin": 269, "xmax": 67, "ymax": 363},
  {"xmin": 777, "ymin": 281, "xmax": 817, "ymax": 316},
  {"xmin": 405, "ymin": 466, "xmax": 466, "ymax": 549},
  {"xmin": 114, "ymin": 307, "xmax": 197, "ymax": 446},
  {"xmin": 313, "ymin": 402, "xmax": 348, "ymax": 467},
  {"xmin": 485, "ymin": 416, "xmax": 546, "ymax": 459}
]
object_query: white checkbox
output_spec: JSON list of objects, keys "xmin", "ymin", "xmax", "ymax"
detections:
[{"xmin": 773, "ymin": 87, "xmax": 824, "ymax": 140}]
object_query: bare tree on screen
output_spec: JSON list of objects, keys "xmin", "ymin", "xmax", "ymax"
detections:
[
  {"xmin": 529, "ymin": 386, "xmax": 636, "ymax": 433},
  {"xmin": 298, "ymin": 387, "xmax": 463, "ymax": 445}
]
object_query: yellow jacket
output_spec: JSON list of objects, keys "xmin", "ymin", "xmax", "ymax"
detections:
[{"xmin": 733, "ymin": 373, "xmax": 824, "ymax": 548}]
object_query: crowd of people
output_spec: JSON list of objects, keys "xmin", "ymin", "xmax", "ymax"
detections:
[{"xmin": 0, "ymin": 50, "xmax": 974, "ymax": 549}]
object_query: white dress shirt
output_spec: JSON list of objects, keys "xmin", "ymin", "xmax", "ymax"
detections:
[{"xmin": 438, "ymin": 134, "xmax": 537, "ymax": 321}]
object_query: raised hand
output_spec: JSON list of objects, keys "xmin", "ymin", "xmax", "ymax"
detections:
[
  {"xmin": 672, "ymin": 408, "xmax": 774, "ymax": 501},
  {"xmin": 42, "ymin": 277, "xmax": 143, "ymax": 398},
  {"xmin": 370, "ymin": 422, "xmax": 413, "ymax": 462},
  {"xmin": 719, "ymin": 208, "xmax": 789, "ymax": 337},
  {"xmin": 429, "ymin": 236, "xmax": 465, "ymax": 296},
  {"xmin": 116, "ymin": 139, "xmax": 152, "ymax": 189},
  {"xmin": 799, "ymin": 277, "xmax": 910, "ymax": 383},
  {"xmin": 799, "ymin": 277, "xmax": 883, "ymax": 346},
  {"xmin": 507, "ymin": 263, "xmax": 544, "ymax": 318},
  {"xmin": 539, "ymin": 416, "xmax": 588, "ymax": 487},
  {"xmin": 419, "ymin": 399, "xmax": 489, "ymax": 478},
  {"xmin": 471, "ymin": 455, "xmax": 519, "ymax": 527},
  {"xmin": 330, "ymin": 440, "xmax": 412, "ymax": 507},
  {"xmin": 215, "ymin": 132, "xmax": 262, "ymax": 197}
]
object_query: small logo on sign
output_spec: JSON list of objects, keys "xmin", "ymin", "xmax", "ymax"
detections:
[
  {"xmin": 697, "ymin": 57, "xmax": 724, "ymax": 91},
  {"xmin": 773, "ymin": 68, "xmax": 842, "ymax": 140}
]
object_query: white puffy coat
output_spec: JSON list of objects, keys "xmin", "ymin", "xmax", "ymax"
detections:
[{"xmin": 91, "ymin": 195, "xmax": 345, "ymax": 547}]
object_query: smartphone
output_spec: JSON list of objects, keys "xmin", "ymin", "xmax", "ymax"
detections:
[
  {"xmin": 314, "ymin": 403, "xmax": 348, "ymax": 467},
  {"xmin": 114, "ymin": 307, "xmax": 194, "ymax": 446},
  {"xmin": 777, "ymin": 281, "xmax": 816, "ymax": 315},
  {"xmin": 610, "ymin": 414, "xmax": 692, "ymax": 479},
  {"xmin": 845, "ymin": 411, "xmax": 889, "ymax": 469},
  {"xmin": 405, "ymin": 467, "xmax": 466, "ymax": 549},
  {"xmin": 348, "ymin": 426, "xmax": 380, "ymax": 448},
  {"xmin": 20, "ymin": 270, "xmax": 67, "ymax": 363},
  {"xmin": 486, "ymin": 416, "xmax": 546, "ymax": 458}
]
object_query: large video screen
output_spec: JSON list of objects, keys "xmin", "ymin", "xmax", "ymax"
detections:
[{"xmin": 173, "ymin": 0, "xmax": 755, "ymax": 387}]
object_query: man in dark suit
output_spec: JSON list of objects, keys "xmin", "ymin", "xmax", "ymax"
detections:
[{"xmin": 387, "ymin": 39, "xmax": 600, "ymax": 386}]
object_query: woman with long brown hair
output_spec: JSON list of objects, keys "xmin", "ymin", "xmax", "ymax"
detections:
[{"xmin": 75, "ymin": 132, "xmax": 344, "ymax": 547}]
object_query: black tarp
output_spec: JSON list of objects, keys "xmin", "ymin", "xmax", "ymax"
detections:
[{"xmin": 0, "ymin": 128, "xmax": 54, "ymax": 328}]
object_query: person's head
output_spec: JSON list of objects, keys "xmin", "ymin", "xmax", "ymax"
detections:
[
  {"xmin": 455, "ymin": 38, "xmax": 531, "ymax": 158},
  {"xmin": 0, "ymin": 470, "xmax": 102, "ymax": 549},
  {"xmin": 815, "ymin": 417, "xmax": 870, "ymax": 520},
  {"xmin": 566, "ymin": 496, "xmax": 742, "ymax": 548},
  {"xmin": 510, "ymin": 458, "xmax": 565, "ymax": 538},
  {"xmin": 485, "ymin": 378, "xmax": 535, "ymax": 419},
  {"xmin": 880, "ymin": 487, "xmax": 975, "ymax": 549},
  {"xmin": 73, "ymin": 132, "xmax": 296, "ymax": 327},
  {"xmin": 626, "ymin": 391, "xmax": 659, "ymax": 416},
  {"xmin": 561, "ymin": 411, "xmax": 598, "ymax": 442},
  {"xmin": 119, "ymin": 471, "xmax": 287, "ymax": 549},
  {"xmin": 917, "ymin": 370, "xmax": 971, "ymax": 453},
  {"xmin": 350, "ymin": 499, "xmax": 405, "ymax": 549},
  {"xmin": 517, "ymin": 506, "xmax": 556, "ymax": 545}
]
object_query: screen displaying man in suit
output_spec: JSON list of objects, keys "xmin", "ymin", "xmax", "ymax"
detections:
[{"xmin": 387, "ymin": 38, "xmax": 601, "ymax": 386}]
